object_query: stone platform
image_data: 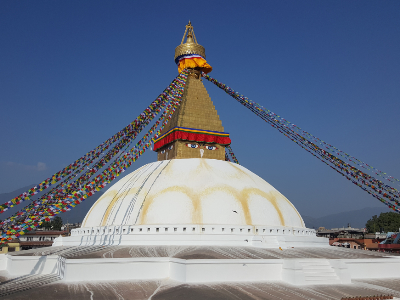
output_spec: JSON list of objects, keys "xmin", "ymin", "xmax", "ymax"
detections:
[
  {"xmin": 1, "ymin": 245, "xmax": 400, "ymax": 299},
  {"xmin": 1, "ymin": 274, "xmax": 400, "ymax": 299}
]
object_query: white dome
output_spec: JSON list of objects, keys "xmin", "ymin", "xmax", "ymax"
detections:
[{"xmin": 82, "ymin": 159, "xmax": 305, "ymax": 228}]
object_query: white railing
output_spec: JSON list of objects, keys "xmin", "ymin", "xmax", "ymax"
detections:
[{"xmin": 71, "ymin": 224, "xmax": 316, "ymax": 237}]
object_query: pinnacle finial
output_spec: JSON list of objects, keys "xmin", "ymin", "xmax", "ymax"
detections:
[
  {"xmin": 180, "ymin": 20, "xmax": 197, "ymax": 45},
  {"xmin": 175, "ymin": 21, "xmax": 205, "ymax": 60},
  {"xmin": 174, "ymin": 21, "xmax": 212, "ymax": 74}
]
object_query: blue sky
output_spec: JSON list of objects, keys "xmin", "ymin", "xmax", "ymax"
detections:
[{"xmin": 1, "ymin": 1, "xmax": 399, "ymax": 218}]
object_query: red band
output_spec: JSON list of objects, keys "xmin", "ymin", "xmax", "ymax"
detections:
[{"xmin": 154, "ymin": 131, "xmax": 231, "ymax": 151}]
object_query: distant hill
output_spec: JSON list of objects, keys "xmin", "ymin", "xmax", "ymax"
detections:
[
  {"xmin": 0, "ymin": 184, "xmax": 36, "ymax": 220},
  {"xmin": 0, "ymin": 184, "xmax": 36, "ymax": 204},
  {"xmin": 302, "ymin": 206, "xmax": 392, "ymax": 229},
  {"xmin": 60, "ymin": 192, "xmax": 103, "ymax": 224},
  {"xmin": 0, "ymin": 184, "xmax": 103, "ymax": 224}
]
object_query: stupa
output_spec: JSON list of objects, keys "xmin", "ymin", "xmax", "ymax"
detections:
[
  {"xmin": 1, "ymin": 22, "xmax": 400, "ymax": 300},
  {"xmin": 53, "ymin": 21, "xmax": 320, "ymax": 249}
]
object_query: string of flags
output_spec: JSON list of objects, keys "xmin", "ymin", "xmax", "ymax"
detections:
[
  {"xmin": 2, "ymin": 67, "xmax": 398, "ymax": 245},
  {"xmin": 0, "ymin": 70, "xmax": 189, "ymax": 244},
  {"xmin": 202, "ymin": 72, "xmax": 400, "ymax": 213},
  {"xmin": 225, "ymin": 145, "xmax": 239, "ymax": 164}
]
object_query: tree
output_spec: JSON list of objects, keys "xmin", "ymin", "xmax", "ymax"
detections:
[
  {"xmin": 366, "ymin": 212, "xmax": 400, "ymax": 233},
  {"xmin": 51, "ymin": 216, "xmax": 63, "ymax": 231},
  {"xmin": 40, "ymin": 221, "xmax": 52, "ymax": 230},
  {"xmin": 39, "ymin": 216, "xmax": 63, "ymax": 231}
]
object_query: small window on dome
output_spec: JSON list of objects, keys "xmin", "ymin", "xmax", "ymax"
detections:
[
  {"xmin": 263, "ymin": 229, "xmax": 265, "ymax": 233},
  {"xmin": 147, "ymin": 228, "xmax": 150, "ymax": 232},
  {"xmin": 131, "ymin": 228, "xmax": 134, "ymax": 232},
  {"xmin": 240, "ymin": 229, "xmax": 243, "ymax": 232},
  {"xmin": 183, "ymin": 227, "xmax": 186, "ymax": 232},
  {"xmin": 202, "ymin": 228, "xmax": 205, "ymax": 232},
  {"xmin": 165, "ymin": 228, "xmax": 168, "ymax": 232},
  {"xmin": 256, "ymin": 229, "xmax": 258, "ymax": 233},
  {"xmin": 139, "ymin": 228, "xmax": 143, "ymax": 232},
  {"xmin": 192, "ymin": 227, "xmax": 195, "ymax": 232},
  {"xmin": 156, "ymin": 228, "xmax": 159, "ymax": 232},
  {"xmin": 222, "ymin": 228, "xmax": 225, "ymax": 232},
  {"xmin": 231, "ymin": 228, "xmax": 234, "ymax": 233},
  {"xmin": 174, "ymin": 228, "xmax": 177, "ymax": 232},
  {"xmin": 248, "ymin": 229, "xmax": 251, "ymax": 233}
]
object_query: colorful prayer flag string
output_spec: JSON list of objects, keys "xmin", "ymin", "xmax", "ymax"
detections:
[
  {"xmin": 0, "ymin": 70, "xmax": 189, "ymax": 245},
  {"xmin": 226, "ymin": 145, "xmax": 239, "ymax": 164},
  {"xmin": 202, "ymin": 72, "xmax": 400, "ymax": 213}
]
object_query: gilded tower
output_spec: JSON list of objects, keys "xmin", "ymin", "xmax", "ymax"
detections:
[{"xmin": 154, "ymin": 22, "xmax": 231, "ymax": 161}]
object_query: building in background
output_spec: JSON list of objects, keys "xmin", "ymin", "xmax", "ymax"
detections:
[
  {"xmin": 379, "ymin": 232, "xmax": 400, "ymax": 253},
  {"xmin": 18, "ymin": 231, "xmax": 67, "ymax": 250}
]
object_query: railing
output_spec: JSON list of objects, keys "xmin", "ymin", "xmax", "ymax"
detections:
[{"xmin": 71, "ymin": 225, "xmax": 316, "ymax": 237}]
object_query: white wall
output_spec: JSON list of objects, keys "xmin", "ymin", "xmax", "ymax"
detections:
[
  {"xmin": 2, "ymin": 252, "xmax": 400, "ymax": 285},
  {"xmin": 54, "ymin": 224, "xmax": 324, "ymax": 249},
  {"xmin": 7, "ymin": 255, "xmax": 58, "ymax": 276},
  {"xmin": 345, "ymin": 258, "xmax": 400, "ymax": 279}
]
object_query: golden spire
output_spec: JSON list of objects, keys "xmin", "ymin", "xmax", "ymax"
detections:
[
  {"xmin": 154, "ymin": 22, "xmax": 227, "ymax": 161},
  {"xmin": 175, "ymin": 21, "xmax": 206, "ymax": 61},
  {"xmin": 153, "ymin": 22, "xmax": 225, "ymax": 161}
]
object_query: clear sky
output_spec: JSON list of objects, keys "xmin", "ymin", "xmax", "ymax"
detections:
[{"xmin": 1, "ymin": 1, "xmax": 399, "ymax": 218}]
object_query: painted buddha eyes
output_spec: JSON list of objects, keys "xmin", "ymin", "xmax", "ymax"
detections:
[
  {"xmin": 205, "ymin": 146, "xmax": 217, "ymax": 151},
  {"xmin": 186, "ymin": 143, "xmax": 199, "ymax": 149},
  {"xmin": 186, "ymin": 143, "xmax": 217, "ymax": 150},
  {"xmin": 160, "ymin": 145, "xmax": 173, "ymax": 154}
]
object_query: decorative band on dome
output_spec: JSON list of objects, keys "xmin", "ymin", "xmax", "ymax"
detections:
[
  {"xmin": 174, "ymin": 53, "xmax": 205, "ymax": 65},
  {"xmin": 153, "ymin": 127, "xmax": 230, "ymax": 151},
  {"xmin": 175, "ymin": 53, "xmax": 212, "ymax": 74}
]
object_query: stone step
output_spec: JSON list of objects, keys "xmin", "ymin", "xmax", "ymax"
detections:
[
  {"xmin": 1, "ymin": 275, "xmax": 55, "ymax": 290},
  {"xmin": 0, "ymin": 274, "xmax": 60, "ymax": 297},
  {"xmin": 303, "ymin": 270, "xmax": 336, "ymax": 274},
  {"xmin": 300, "ymin": 259, "xmax": 341, "ymax": 284},
  {"xmin": 299, "ymin": 261, "xmax": 331, "ymax": 266},
  {"xmin": 305, "ymin": 274, "xmax": 340, "ymax": 279},
  {"xmin": 305, "ymin": 278, "xmax": 341, "ymax": 284},
  {"xmin": 302, "ymin": 265, "xmax": 334, "ymax": 270}
]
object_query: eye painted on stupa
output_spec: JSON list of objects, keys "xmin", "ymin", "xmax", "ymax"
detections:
[
  {"xmin": 161, "ymin": 149, "xmax": 166, "ymax": 154},
  {"xmin": 186, "ymin": 143, "xmax": 199, "ymax": 149},
  {"xmin": 205, "ymin": 145, "xmax": 217, "ymax": 151},
  {"xmin": 168, "ymin": 145, "xmax": 173, "ymax": 150}
]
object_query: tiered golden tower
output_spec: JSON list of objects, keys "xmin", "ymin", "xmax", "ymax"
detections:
[{"xmin": 154, "ymin": 22, "xmax": 230, "ymax": 161}]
